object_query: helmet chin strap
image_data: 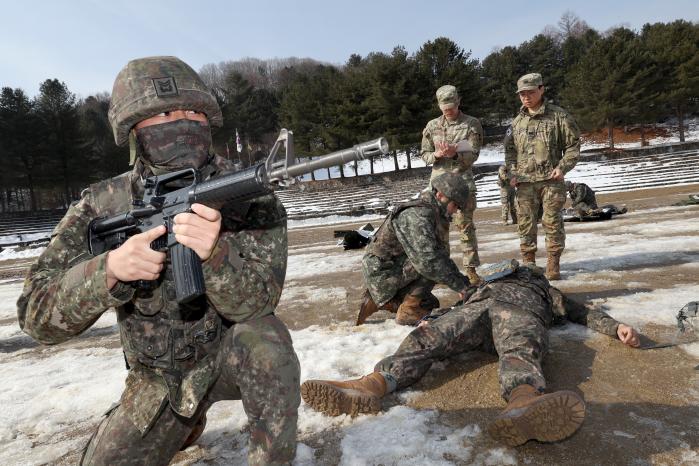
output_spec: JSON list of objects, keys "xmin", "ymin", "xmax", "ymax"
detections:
[{"xmin": 129, "ymin": 130, "xmax": 138, "ymax": 166}]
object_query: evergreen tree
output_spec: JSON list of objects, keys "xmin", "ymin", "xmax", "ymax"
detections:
[
  {"xmin": 35, "ymin": 79, "xmax": 83, "ymax": 205},
  {"xmin": 79, "ymin": 93, "xmax": 128, "ymax": 180},
  {"xmin": 641, "ymin": 20, "xmax": 699, "ymax": 141},
  {"xmin": 0, "ymin": 87, "xmax": 42, "ymax": 210},
  {"xmin": 481, "ymin": 46, "xmax": 522, "ymax": 125},
  {"xmin": 562, "ymin": 28, "xmax": 649, "ymax": 148}
]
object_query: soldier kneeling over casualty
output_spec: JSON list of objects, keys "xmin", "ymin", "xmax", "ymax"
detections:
[
  {"xmin": 304, "ymin": 260, "xmax": 640, "ymax": 447},
  {"xmin": 357, "ymin": 173, "xmax": 475, "ymax": 326},
  {"xmin": 17, "ymin": 57, "xmax": 300, "ymax": 466},
  {"xmin": 565, "ymin": 181, "xmax": 598, "ymax": 216}
]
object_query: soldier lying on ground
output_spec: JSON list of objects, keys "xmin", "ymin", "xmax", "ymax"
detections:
[
  {"xmin": 17, "ymin": 56, "xmax": 299, "ymax": 466},
  {"xmin": 357, "ymin": 173, "xmax": 474, "ymax": 326},
  {"xmin": 303, "ymin": 260, "xmax": 640, "ymax": 447}
]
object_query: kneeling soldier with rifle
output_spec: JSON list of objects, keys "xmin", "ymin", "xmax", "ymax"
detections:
[
  {"xmin": 17, "ymin": 56, "xmax": 387, "ymax": 466},
  {"xmin": 357, "ymin": 173, "xmax": 475, "ymax": 326},
  {"xmin": 305, "ymin": 260, "xmax": 641, "ymax": 446}
]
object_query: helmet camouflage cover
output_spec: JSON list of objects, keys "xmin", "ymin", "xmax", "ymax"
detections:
[
  {"xmin": 432, "ymin": 172, "xmax": 470, "ymax": 207},
  {"xmin": 108, "ymin": 56, "xmax": 222, "ymax": 146}
]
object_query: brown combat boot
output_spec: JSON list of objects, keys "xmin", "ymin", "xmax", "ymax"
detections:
[
  {"xmin": 521, "ymin": 251, "xmax": 536, "ymax": 265},
  {"xmin": 465, "ymin": 267, "xmax": 483, "ymax": 286},
  {"xmin": 301, "ymin": 372, "xmax": 387, "ymax": 417},
  {"xmin": 180, "ymin": 413, "xmax": 207, "ymax": 450},
  {"xmin": 488, "ymin": 384, "xmax": 585, "ymax": 447},
  {"xmin": 356, "ymin": 290, "xmax": 400, "ymax": 325},
  {"xmin": 545, "ymin": 253, "xmax": 561, "ymax": 280},
  {"xmin": 395, "ymin": 294, "xmax": 430, "ymax": 325}
]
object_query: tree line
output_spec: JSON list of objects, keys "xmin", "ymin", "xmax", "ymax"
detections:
[{"xmin": 1, "ymin": 14, "xmax": 696, "ymax": 212}]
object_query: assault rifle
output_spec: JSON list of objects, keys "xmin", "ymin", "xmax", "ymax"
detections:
[{"xmin": 88, "ymin": 129, "xmax": 389, "ymax": 303}]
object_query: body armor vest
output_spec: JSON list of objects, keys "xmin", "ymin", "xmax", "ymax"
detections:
[
  {"xmin": 88, "ymin": 168, "xmax": 223, "ymax": 376},
  {"xmin": 367, "ymin": 192, "xmax": 446, "ymax": 260}
]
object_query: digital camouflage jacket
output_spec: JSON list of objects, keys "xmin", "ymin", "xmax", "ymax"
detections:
[
  {"xmin": 17, "ymin": 155, "xmax": 288, "ymax": 432},
  {"xmin": 365, "ymin": 190, "xmax": 469, "ymax": 300},
  {"xmin": 505, "ymin": 103, "xmax": 580, "ymax": 183}
]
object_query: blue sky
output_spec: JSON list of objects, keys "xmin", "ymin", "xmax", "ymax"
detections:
[{"xmin": 1, "ymin": 0, "xmax": 696, "ymax": 98}]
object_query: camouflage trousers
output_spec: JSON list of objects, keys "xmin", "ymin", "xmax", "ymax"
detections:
[
  {"xmin": 516, "ymin": 180, "xmax": 566, "ymax": 255},
  {"xmin": 499, "ymin": 187, "xmax": 517, "ymax": 224},
  {"xmin": 452, "ymin": 189, "xmax": 480, "ymax": 267},
  {"xmin": 362, "ymin": 253, "xmax": 436, "ymax": 307},
  {"xmin": 375, "ymin": 298, "xmax": 549, "ymax": 399},
  {"xmin": 81, "ymin": 315, "xmax": 301, "ymax": 466}
]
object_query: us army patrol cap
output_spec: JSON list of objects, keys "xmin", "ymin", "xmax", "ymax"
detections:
[
  {"xmin": 108, "ymin": 56, "xmax": 223, "ymax": 146},
  {"xmin": 432, "ymin": 173, "xmax": 470, "ymax": 207},
  {"xmin": 436, "ymin": 85, "xmax": 460, "ymax": 110},
  {"xmin": 516, "ymin": 73, "xmax": 543, "ymax": 93}
]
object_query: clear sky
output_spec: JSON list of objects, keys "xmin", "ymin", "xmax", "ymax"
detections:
[{"xmin": 1, "ymin": 0, "xmax": 696, "ymax": 98}]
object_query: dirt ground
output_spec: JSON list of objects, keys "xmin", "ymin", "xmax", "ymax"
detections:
[
  {"xmin": 4, "ymin": 184, "xmax": 699, "ymax": 465},
  {"xmin": 278, "ymin": 184, "xmax": 699, "ymax": 466}
]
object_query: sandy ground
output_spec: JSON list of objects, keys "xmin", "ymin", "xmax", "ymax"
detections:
[{"xmin": 2, "ymin": 184, "xmax": 699, "ymax": 465}]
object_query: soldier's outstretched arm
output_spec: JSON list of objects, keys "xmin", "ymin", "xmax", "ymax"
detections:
[
  {"xmin": 17, "ymin": 192, "xmax": 136, "ymax": 345},
  {"xmin": 202, "ymin": 194, "xmax": 288, "ymax": 321},
  {"xmin": 393, "ymin": 209, "xmax": 469, "ymax": 293},
  {"xmin": 554, "ymin": 289, "xmax": 640, "ymax": 347}
]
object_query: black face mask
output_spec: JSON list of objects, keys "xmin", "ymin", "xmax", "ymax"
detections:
[{"xmin": 136, "ymin": 119, "xmax": 212, "ymax": 173}]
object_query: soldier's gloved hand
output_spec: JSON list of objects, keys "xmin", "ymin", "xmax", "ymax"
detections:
[
  {"xmin": 106, "ymin": 225, "xmax": 167, "ymax": 289},
  {"xmin": 173, "ymin": 203, "xmax": 222, "ymax": 261},
  {"xmin": 617, "ymin": 324, "xmax": 641, "ymax": 348}
]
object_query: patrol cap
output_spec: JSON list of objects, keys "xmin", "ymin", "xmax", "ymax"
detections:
[
  {"xmin": 436, "ymin": 85, "xmax": 460, "ymax": 110},
  {"xmin": 516, "ymin": 73, "xmax": 543, "ymax": 93},
  {"xmin": 108, "ymin": 56, "xmax": 223, "ymax": 146},
  {"xmin": 432, "ymin": 173, "xmax": 470, "ymax": 207}
]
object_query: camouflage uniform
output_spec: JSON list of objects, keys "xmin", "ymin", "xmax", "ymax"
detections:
[
  {"xmin": 362, "ymin": 190, "xmax": 469, "ymax": 307},
  {"xmin": 497, "ymin": 166, "xmax": 517, "ymax": 224},
  {"xmin": 375, "ymin": 265, "xmax": 620, "ymax": 399},
  {"xmin": 16, "ymin": 56, "xmax": 299, "ymax": 466},
  {"xmin": 505, "ymin": 82, "xmax": 579, "ymax": 257},
  {"xmin": 421, "ymin": 89, "xmax": 483, "ymax": 268},
  {"xmin": 568, "ymin": 182, "xmax": 598, "ymax": 215}
]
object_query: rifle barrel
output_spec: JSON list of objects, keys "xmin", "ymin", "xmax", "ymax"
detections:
[{"xmin": 270, "ymin": 137, "xmax": 389, "ymax": 180}]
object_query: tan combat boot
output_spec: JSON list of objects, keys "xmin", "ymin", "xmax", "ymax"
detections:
[
  {"xmin": 395, "ymin": 294, "xmax": 430, "ymax": 325},
  {"xmin": 521, "ymin": 251, "xmax": 536, "ymax": 265},
  {"xmin": 180, "ymin": 413, "xmax": 207, "ymax": 450},
  {"xmin": 356, "ymin": 290, "xmax": 400, "ymax": 325},
  {"xmin": 301, "ymin": 372, "xmax": 387, "ymax": 417},
  {"xmin": 487, "ymin": 384, "xmax": 585, "ymax": 447},
  {"xmin": 545, "ymin": 253, "xmax": 561, "ymax": 280},
  {"xmin": 465, "ymin": 267, "xmax": 483, "ymax": 286}
]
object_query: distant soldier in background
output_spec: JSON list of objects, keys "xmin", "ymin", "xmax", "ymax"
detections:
[
  {"xmin": 356, "ymin": 173, "xmax": 474, "ymax": 326},
  {"xmin": 498, "ymin": 165, "xmax": 517, "ymax": 225},
  {"xmin": 566, "ymin": 181, "xmax": 598, "ymax": 216},
  {"xmin": 421, "ymin": 85, "xmax": 484, "ymax": 284},
  {"xmin": 505, "ymin": 73, "xmax": 580, "ymax": 280}
]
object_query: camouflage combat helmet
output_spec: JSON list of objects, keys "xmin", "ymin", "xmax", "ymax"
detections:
[
  {"xmin": 108, "ymin": 56, "xmax": 223, "ymax": 147},
  {"xmin": 432, "ymin": 173, "xmax": 470, "ymax": 207}
]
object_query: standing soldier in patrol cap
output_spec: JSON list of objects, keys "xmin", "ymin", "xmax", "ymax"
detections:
[
  {"xmin": 356, "ymin": 173, "xmax": 475, "ymax": 326},
  {"xmin": 421, "ymin": 85, "xmax": 484, "ymax": 284},
  {"xmin": 497, "ymin": 165, "xmax": 517, "ymax": 225},
  {"xmin": 17, "ymin": 56, "xmax": 300, "ymax": 466},
  {"xmin": 505, "ymin": 73, "xmax": 580, "ymax": 280}
]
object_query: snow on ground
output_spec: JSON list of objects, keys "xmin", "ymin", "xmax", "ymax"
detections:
[{"xmin": 2, "ymin": 200, "xmax": 699, "ymax": 464}]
